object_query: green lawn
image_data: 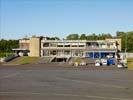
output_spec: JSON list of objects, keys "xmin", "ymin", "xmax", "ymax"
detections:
[
  {"xmin": 74, "ymin": 57, "xmax": 89, "ymax": 64},
  {"xmin": 12, "ymin": 57, "xmax": 39, "ymax": 65},
  {"xmin": 75, "ymin": 57, "xmax": 82, "ymax": 63},
  {"xmin": 127, "ymin": 58, "xmax": 133, "ymax": 70}
]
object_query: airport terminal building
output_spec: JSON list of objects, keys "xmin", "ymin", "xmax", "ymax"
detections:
[{"xmin": 13, "ymin": 36, "xmax": 121, "ymax": 60}]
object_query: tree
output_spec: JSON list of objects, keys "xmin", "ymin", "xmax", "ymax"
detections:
[
  {"xmin": 91, "ymin": 33, "xmax": 97, "ymax": 40},
  {"xmin": 80, "ymin": 34, "xmax": 86, "ymax": 40},
  {"xmin": 127, "ymin": 32, "xmax": 133, "ymax": 52},
  {"xmin": 49, "ymin": 37, "xmax": 60, "ymax": 40},
  {"xmin": 99, "ymin": 33, "xmax": 112, "ymax": 40},
  {"xmin": 116, "ymin": 31, "xmax": 126, "ymax": 52},
  {"xmin": 116, "ymin": 31, "xmax": 133, "ymax": 52},
  {"xmin": 0, "ymin": 39, "xmax": 19, "ymax": 53},
  {"xmin": 86, "ymin": 33, "xmax": 97, "ymax": 40},
  {"xmin": 66, "ymin": 34, "xmax": 79, "ymax": 40},
  {"xmin": 116, "ymin": 31, "xmax": 125, "ymax": 37}
]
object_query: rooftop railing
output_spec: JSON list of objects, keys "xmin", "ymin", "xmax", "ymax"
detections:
[{"xmin": 41, "ymin": 46, "xmax": 117, "ymax": 51}]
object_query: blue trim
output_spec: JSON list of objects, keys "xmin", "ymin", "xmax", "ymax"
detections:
[{"xmin": 86, "ymin": 52, "xmax": 115, "ymax": 59}]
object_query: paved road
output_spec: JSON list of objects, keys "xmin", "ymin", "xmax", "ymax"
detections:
[{"xmin": 0, "ymin": 64, "xmax": 133, "ymax": 100}]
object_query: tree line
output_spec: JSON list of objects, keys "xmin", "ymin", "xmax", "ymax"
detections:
[{"xmin": 66, "ymin": 33, "xmax": 112, "ymax": 40}]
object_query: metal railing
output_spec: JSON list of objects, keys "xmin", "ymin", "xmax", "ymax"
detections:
[{"xmin": 41, "ymin": 46, "xmax": 117, "ymax": 50}]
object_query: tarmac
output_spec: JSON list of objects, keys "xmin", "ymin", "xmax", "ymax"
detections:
[{"xmin": 0, "ymin": 64, "xmax": 133, "ymax": 100}]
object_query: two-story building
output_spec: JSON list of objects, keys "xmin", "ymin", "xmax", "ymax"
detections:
[{"xmin": 13, "ymin": 36, "xmax": 121, "ymax": 61}]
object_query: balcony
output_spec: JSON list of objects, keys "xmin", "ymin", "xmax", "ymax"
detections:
[
  {"xmin": 85, "ymin": 46, "xmax": 117, "ymax": 51},
  {"xmin": 41, "ymin": 46, "xmax": 116, "ymax": 51},
  {"xmin": 41, "ymin": 46, "xmax": 86, "ymax": 50}
]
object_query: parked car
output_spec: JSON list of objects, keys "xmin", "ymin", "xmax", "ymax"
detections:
[
  {"xmin": 101, "ymin": 59, "xmax": 107, "ymax": 65},
  {"xmin": 80, "ymin": 61, "xmax": 87, "ymax": 66},
  {"xmin": 107, "ymin": 58, "xmax": 115, "ymax": 66},
  {"xmin": 117, "ymin": 62, "xmax": 124, "ymax": 68},
  {"xmin": 95, "ymin": 60, "xmax": 101, "ymax": 66}
]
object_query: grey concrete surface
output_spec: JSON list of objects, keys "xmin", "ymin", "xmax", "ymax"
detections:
[{"xmin": 0, "ymin": 64, "xmax": 133, "ymax": 100}]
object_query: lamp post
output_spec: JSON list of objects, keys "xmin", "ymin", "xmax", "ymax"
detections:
[
  {"xmin": 125, "ymin": 33, "xmax": 127, "ymax": 65},
  {"xmin": 125, "ymin": 33, "xmax": 127, "ymax": 54}
]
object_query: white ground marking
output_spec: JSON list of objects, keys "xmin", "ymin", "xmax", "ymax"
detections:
[
  {"xmin": 0, "ymin": 73, "xmax": 19, "ymax": 79},
  {"xmin": 56, "ymin": 77, "xmax": 129, "ymax": 89},
  {"xmin": 0, "ymin": 70, "xmax": 32, "ymax": 79},
  {"xmin": 0, "ymin": 92, "xmax": 132, "ymax": 100}
]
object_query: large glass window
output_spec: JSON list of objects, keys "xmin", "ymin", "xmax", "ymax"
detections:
[
  {"xmin": 64, "ymin": 50, "xmax": 70, "ymax": 55},
  {"xmin": 57, "ymin": 45, "xmax": 63, "ymax": 47},
  {"xmin": 72, "ymin": 45, "xmax": 78, "ymax": 47},
  {"xmin": 94, "ymin": 52, "xmax": 99, "ymax": 58},
  {"xmin": 72, "ymin": 50, "xmax": 79, "ymax": 56},
  {"xmin": 79, "ymin": 45, "xmax": 85, "ymax": 47},
  {"xmin": 43, "ymin": 43, "xmax": 49, "ymax": 47},
  {"xmin": 64, "ymin": 45, "xmax": 70, "ymax": 47},
  {"xmin": 50, "ymin": 50, "xmax": 57, "ymax": 55},
  {"xmin": 86, "ymin": 52, "xmax": 93, "ymax": 58},
  {"xmin": 50, "ymin": 43, "xmax": 57, "ymax": 47},
  {"xmin": 43, "ymin": 50, "xmax": 49, "ymax": 56}
]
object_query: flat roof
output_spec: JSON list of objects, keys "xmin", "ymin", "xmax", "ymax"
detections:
[{"xmin": 12, "ymin": 48, "xmax": 28, "ymax": 51}]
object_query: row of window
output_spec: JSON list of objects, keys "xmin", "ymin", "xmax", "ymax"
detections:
[{"xmin": 43, "ymin": 43, "xmax": 85, "ymax": 47}]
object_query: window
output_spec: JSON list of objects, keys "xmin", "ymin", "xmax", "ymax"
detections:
[
  {"xmin": 79, "ymin": 45, "xmax": 84, "ymax": 47},
  {"xmin": 64, "ymin": 45, "xmax": 70, "ymax": 47},
  {"xmin": 72, "ymin": 45, "xmax": 78, "ymax": 47},
  {"xmin": 50, "ymin": 43, "xmax": 57, "ymax": 47},
  {"xmin": 57, "ymin": 45, "xmax": 63, "ymax": 47},
  {"xmin": 50, "ymin": 50, "xmax": 57, "ymax": 55},
  {"xmin": 43, "ymin": 43, "xmax": 49, "ymax": 47}
]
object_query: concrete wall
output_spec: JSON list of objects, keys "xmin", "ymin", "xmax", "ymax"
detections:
[
  {"xmin": 29, "ymin": 37, "xmax": 40, "ymax": 57},
  {"xmin": 19, "ymin": 39, "xmax": 30, "ymax": 49}
]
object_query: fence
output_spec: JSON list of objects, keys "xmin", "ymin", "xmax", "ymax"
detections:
[{"xmin": 119, "ymin": 53, "xmax": 133, "ymax": 58}]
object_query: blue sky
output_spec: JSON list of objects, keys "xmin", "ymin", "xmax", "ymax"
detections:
[{"xmin": 0, "ymin": 0, "xmax": 133, "ymax": 39}]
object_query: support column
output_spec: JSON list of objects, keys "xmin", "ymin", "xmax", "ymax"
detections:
[
  {"xmin": 99, "ymin": 52, "xmax": 101, "ymax": 59},
  {"xmin": 41, "ymin": 50, "xmax": 43, "ymax": 57},
  {"xmin": 93, "ymin": 52, "xmax": 95, "ymax": 59},
  {"xmin": 48, "ymin": 50, "xmax": 50, "ymax": 56}
]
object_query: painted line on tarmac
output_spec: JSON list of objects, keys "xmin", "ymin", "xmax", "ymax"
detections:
[
  {"xmin": 25, "ymin": 70, "xmax": 34, "ymax": 72},
  {"xmin": 0, "ymin": 69, "xmax": 33, "ymax": 79},
  {"xmin": 0, "ymin": 73, "xmax": 19, "ymax": 79},
  {"xmin": 0, "ymin": 91, "xmax": 132, "ymax": 100},
  {"xmin": 56, "ymin": 77, "xmax": 128, "ymax": 89}
]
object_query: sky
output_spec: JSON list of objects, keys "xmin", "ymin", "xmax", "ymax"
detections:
[{"xmin": 0, "ymin": 0, "xmax": 133, "ymax": 39}]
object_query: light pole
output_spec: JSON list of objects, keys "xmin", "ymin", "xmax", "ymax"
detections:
[
  {"xmin": 125, "ymin": 33, "xmax": 128, "ymax": 64},
  {"xmin": 125, "ymin": 33, "xmax": 127, "ymax": 56}
]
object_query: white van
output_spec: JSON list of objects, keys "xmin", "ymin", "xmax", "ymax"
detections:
[
  {"xmin": 95, "ymin": 60, "xmax": 101, "ymax": 66},
  {"xmin": 101, "ymin": 59, "xmax": 107, "ymax": 65}
]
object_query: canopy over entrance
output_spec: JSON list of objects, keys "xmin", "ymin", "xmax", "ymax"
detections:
[{"xmin": 12, "ymin": 48, "xmax": 29, "ymax": 56}]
